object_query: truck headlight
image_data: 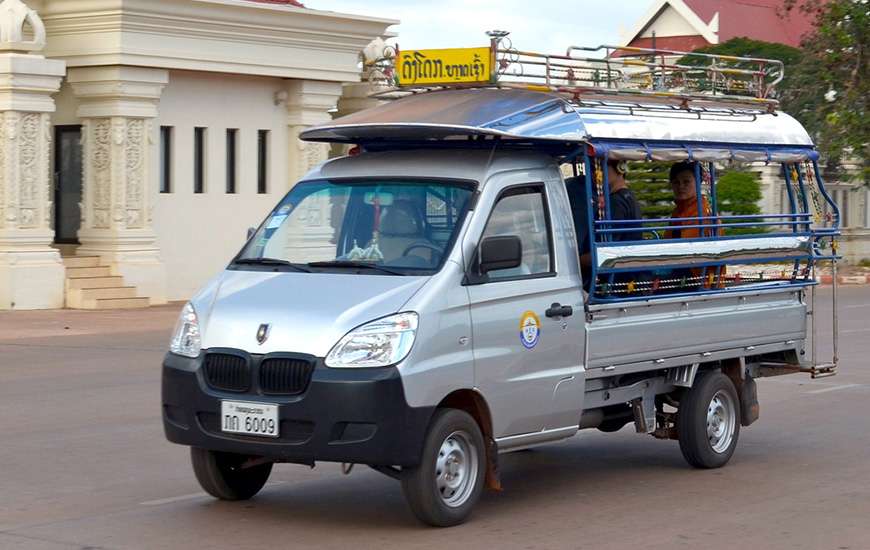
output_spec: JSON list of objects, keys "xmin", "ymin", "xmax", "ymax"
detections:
[
  {"xmin": 325, "ymin": 312, "xmax": 418, "ymax": 368},
  {"xmin": 170, "ymin": 302, "xmax": 202, "ymax": 358}
]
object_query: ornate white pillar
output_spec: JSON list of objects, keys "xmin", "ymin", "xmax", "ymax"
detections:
[
  {"xmin": 0, "ymin": 0, "xmax": 66, "ymax": 310},
  {"xmin": 285, "ymin": 79, "xmax": 343, "ymax": 184},
  {"xmin": 331, "ymin": 38, "xmax": 391, "ymax": 158},
  {"xmin": 67, "ymin": 66, "xmax": 169, "ymax": 304},
  {"xmin": 283, "ymin": 80, "xmax": 343, "ymax": 260}
]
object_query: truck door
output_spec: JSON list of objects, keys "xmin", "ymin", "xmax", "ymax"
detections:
[{"xmin": 465, "ymin": 179, "xmax": 586, "ymax": 439}]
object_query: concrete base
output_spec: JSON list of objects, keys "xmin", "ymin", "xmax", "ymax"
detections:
[
  {"xmin": 0, "ymin": 249, "xmax": 65, "ymax": 310},
  {"xmin": 75, "ymin": 248, "xmax": 168, "ymax": 306}
]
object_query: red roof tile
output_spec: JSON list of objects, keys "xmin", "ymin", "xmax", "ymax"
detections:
[
  {"xmin": 622, "ymin": 34, "xmax": 710, "ymax": 54},
  {"xmin": 682, "ymin": 0, "xmax": 816, "ymax": 47}
]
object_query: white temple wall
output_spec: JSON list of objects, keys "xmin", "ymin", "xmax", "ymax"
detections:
[{"xmin": 153, "ymin": 70, "xmax": 294, "ymax": 300}]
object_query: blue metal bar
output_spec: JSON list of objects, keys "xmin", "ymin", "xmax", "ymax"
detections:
[
  {"xmin": 583, "ymin": 153, "xmax": 598, "ymax": 290},
  {"xmin": 601, "ymin": 152, "xmax": 612, "ymax": 241},
  {"xmin": 600, "ymin": 220, "xmax": 808, "ymax": 233},
  {"xmin": 597, "ymin": 256, "xmax": 814, "ymax": 275},
  {"xmin": 812, "ymin": 160, "xmax": 841, "ymax": 229},
  {"xmin": 782, "ymin": 165, "xmax": 799, "ymax": 234},
  {"xmin": 795, "ymin": 163, "xmax": 811, "ymax": 231},
  {"xmin": 692, "ymin": 160, "xmax": 705, "ymax": 233},
  {"xmin": 597, "ymin": 213, "xmax": 810, "ymax": 224},
  {"xmin": 589, "ymin": 140, "xmax": 819, "ymax": 160},
  {"xmin": 595, "ymin": 231, "xmax": 813, "ymax": 246},
  {"xmin": 590, "ymin": 279, "xmax": 817, "ymax": 305},
  {"xmin": 781, "ymin": 164, "xmax": 802, "ymax": 279},
  {"xmin": 709, "ymin": 162, "xmax": 718, "ymax": 216}
]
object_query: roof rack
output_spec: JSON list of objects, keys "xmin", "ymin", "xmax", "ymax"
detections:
[{"xmin": 365, "ymin": 31, "xmax": 785, "ymax": 116}]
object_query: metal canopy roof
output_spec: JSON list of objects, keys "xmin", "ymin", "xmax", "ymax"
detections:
[{"xmin": 301, "ymin": 88, "xmax": 814, "ymax": 150}]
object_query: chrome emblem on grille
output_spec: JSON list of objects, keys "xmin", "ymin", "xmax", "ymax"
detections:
[{"xmin": 256, "ymin": 323, "xmax": 271, "ymax": 345}]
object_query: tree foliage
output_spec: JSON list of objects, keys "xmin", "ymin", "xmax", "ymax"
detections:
[
  {"xmin": 627, "ymin": 161, "xmax": 673, "ymax": 219},
  {"xmin": 716, "ymin": 170, "xmax": 763, "ymax": 235},
  {"xmin": 782, "ymin": 0, "xmax": 869, "ymax": 182},
  {"xmin": 628, "ymin": 162, "xmax": 763, "ymax": 235},
  {"xmin": 716, "ymin": 170, "xmax": 762, "ymax": 216},
  {"xmin": 680, "ymin": 37, "xmax": 803, "ymax": 100}
]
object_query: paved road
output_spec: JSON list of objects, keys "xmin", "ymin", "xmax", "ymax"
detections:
[{"xmin": 1, "ymin": 287, "xmax": 868, "ymax": 550}]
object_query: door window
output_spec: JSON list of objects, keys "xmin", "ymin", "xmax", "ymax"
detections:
[{"xmin": 480, "ymin": 186, "xmax": 553, "ymax": 281}]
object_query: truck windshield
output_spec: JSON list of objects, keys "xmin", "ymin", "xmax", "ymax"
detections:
[{"xmin": 236, "ymin": 179, "xmax": 475, "ymax": 275}]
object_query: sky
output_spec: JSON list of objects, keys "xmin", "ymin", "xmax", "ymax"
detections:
[{"xmin": 305, "ymin": 0, "xmax": 653, "ymax": 55}]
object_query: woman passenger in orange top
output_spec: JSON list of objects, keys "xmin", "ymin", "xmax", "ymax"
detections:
[
  {"xmin": 665, "ymin": 161, "xmax": 724, "ymax": 288},
  {"xmin": 665, "ymin": 161, "xmax": 719, "ymax": 239}
]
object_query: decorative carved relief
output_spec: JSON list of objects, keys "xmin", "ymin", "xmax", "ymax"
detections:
[
  {"xmin": 0, "ymin": 113, "xmax": 5, "ymax": 228},
  {"xmin": 43, "ymin": 115, "xmax": 52, "ymax": 227},
  {"xmin": 18, "ymin": 113, "xmax": 39, "ymax": 228},
  {"xmin": 0, "ymin": 111, "xmax": 53, "ymax": 232},
  {"xmin": 296, "ymin": 136, "xmax": 328, "ymax": 178},
  {"xmin": 2, "ymin": 112, "xmax": 18, "ymax": 225},
  {"xmin": 91, "ymin": 118, "xmax": 111, "ymax": 228},
  {"xmin": 125, "ymin": 119, "xmax": 144, "ymax": 228},
  {"xmin": 79, "ymin": 117, "xmax": 153, "ymax": 232}
]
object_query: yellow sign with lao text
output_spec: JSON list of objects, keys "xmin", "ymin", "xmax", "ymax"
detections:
[{"xmin": 397, "ymin": 47, "xmax": 493, "ymax": 86}]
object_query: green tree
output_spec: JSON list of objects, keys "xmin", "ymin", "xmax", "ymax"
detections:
[
  {"xmin": 680, "ymin": 37, "xmax": 803, "ymax": 101},
  {"xmin": 716, "ymin": 169, "xmax": 763, "ymax": 235},
  {"xmin": 783, "ymin": 0, "xmax": 869, "ymax": 182},
  {"xmin": 627, "ymin": 161, "xmax": 673, "ymax": 219}
]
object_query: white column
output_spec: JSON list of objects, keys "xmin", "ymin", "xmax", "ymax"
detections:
[
  {"xmin": 283, "ymin": 80, "xmax": 343, "ymax": 261},
  {"xmin": 285, "ymin": 79, "xmax": 343, "ymax": 185},
  {"xmin": 0, "ymin": 0, "xmax": 66, "ymax": 310},
  {"xmin": 331, "ymin": 38, "xmax": 391, "ymax": 157},
  {"xmin": 68, "ymin": 66, "xmax": 169, "ymax": 304}
]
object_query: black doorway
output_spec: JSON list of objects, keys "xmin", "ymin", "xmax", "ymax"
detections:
[{"xmin": 54, "ymin": 125, "xmax": 82, "ymax": 244}]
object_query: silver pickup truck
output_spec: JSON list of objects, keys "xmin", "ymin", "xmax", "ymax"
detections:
[{"xmin": 162, "ymin": 49, "xmax": 839, "ymax": 526}]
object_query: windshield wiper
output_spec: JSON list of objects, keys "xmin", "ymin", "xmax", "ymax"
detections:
[
  {"xmin": 306, "ymin": 260, "xmax": 406, "ymax": 276},
  {"xmin": 232, "ymin": 258, "xmax": 311, "ymax": 272}
]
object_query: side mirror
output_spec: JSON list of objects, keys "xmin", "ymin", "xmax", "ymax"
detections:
[
  {"xmin": 246, "ymin": 227, "xmax": 256, "ymax": 240},
  {"xmin": 479, "ymin": 235, "xmax": 522, "ymax": 274}
]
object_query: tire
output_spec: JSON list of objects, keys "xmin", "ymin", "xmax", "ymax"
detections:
[
  {"xmin": 677, "ymin": 371, "xmax": 741, "ymax": 469},
  {"xmin": 401, "ymin": 409, "xmax": 486, "ymax": 527},
  {"xmin": 190, "ymin": 448, "xmax": 273, "ymax": 501}
]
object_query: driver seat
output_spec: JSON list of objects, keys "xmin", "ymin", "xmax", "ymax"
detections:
[{"xmin": 378, "ymin": 200, "xmax": 431, "ymax": 263}]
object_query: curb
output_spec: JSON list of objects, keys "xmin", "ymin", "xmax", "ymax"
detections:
[{"xmin": 818, "ymin": 274, "xmax": 870, "ymax": 285}]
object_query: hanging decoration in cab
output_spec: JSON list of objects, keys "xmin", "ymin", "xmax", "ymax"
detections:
[{"xmin": 519, "ymin": 310, "xmax": 541, "ymax": 349}]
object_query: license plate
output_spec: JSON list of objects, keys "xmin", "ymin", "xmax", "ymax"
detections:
[{"xmin": 221, "ymin": 401, "xmax": 279, "ymax": 438}]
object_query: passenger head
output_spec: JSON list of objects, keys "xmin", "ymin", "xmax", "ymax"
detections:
[
  {"xmin": 607, "ymin": 160, "xmax": 629, "ymax": 190},
  {"xmin": 670, "ymin": 161, "xmax": 698, "ymax": 201}
]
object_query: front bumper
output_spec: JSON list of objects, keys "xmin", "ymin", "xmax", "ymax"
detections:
[{"xmin": 161, "ymin": 352, "xmax": 434, "ymax": 467}]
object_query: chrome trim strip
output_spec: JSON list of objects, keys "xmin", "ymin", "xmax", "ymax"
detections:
[
  {"xmin": 595, "ymin": 236, "xmax": 812, "ymax": 270},
  {"xmin": 495, "ymin": 426, "xmax": 578, "ymax": 452}
]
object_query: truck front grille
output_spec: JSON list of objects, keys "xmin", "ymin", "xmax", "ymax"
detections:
[
  {"xmin": 259, "ymin": 357, "xmax": 315, "ymax": 395},
  {"xmin": 203, "ymin": 353, "xmax": 250, "ymax": 392}
]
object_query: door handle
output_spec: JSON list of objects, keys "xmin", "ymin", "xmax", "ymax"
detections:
[{"xmin": 545, "ymin": 303, "xmax": 573, "ymax": 318}]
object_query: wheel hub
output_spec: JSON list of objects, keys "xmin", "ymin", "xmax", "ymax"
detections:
[
  {"xmin": 706, "ymin": 390, "xmax": 736, "ymax": 454},
  {"xmin": 435, "ymin": 431, "xmax": 478, "ymax": 508}
]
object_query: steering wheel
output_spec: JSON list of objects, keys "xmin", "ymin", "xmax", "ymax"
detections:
[{"xmin": 402, "ymin": 242, "xmax": 443, "ymax": 263}]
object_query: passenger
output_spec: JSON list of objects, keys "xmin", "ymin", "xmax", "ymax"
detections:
[
  {"xmin": 666, "ymin": 161, "xmax": 718, "ymax": 239},
  {"xmin": 580, "ymin": 159, "xmax": 643, "ymax": 292},
  {"xmin": 665, "ymin": 161, "xmax": 724, "ymax": 288},
  {"xmin": 603, "ymin": 159, "xmax": 643, "ymax": 242}
]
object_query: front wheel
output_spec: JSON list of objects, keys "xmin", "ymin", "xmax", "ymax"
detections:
[
  {"xmin": 401, "ymin": 409, "xmax": 486, "ymax": 527},
  {"xmin": 190, "ymin": 448, "xmax": 272, "ymax": 500},
  {"xmin": 677, "ymin": 371, "xmax": 741, "ymax": 469}
]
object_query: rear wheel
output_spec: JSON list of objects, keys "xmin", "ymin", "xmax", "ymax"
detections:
[
  {"xmin": 677, "ymin": 371, "xmax": 740, "ymax": 468},
  {"xmin": 190, "ymin": 448, "xmax": 272, "ymax": 500},
  {"xmin": 401, "ymin": 409, "xmax": 486, "ymax": 527}
]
